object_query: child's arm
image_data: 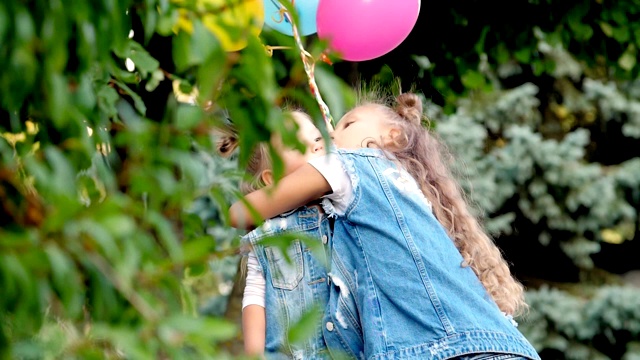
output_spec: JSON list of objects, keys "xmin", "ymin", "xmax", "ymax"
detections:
[
  {"xmin": 242, "ymin": 251, "xmax": 267, "ymax": 356},
  {"xmin": 242, "ymin": 305, "xmax": 266, "ymax": 355},
  {"xmin": 230, "ymin": 163, "xmax": 331, "ymax": 229}
]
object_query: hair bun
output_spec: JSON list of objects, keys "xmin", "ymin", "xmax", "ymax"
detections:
[{"xmin": 395, "ymin": 93, "xmax": 423, "ymax": 125}]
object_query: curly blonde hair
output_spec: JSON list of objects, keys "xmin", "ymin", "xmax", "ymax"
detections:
[{"xmin": 366, "ymin": 93, "xmax": 527, "ymax": 316}]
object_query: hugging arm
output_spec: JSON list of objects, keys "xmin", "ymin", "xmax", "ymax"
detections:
[
  {"xmin": 229, "ymin": 163, "xmax": 332, "ymax": 229},
  {"xmin": 242, "ymin": 305, "xmax": 265, "ymax": 355}
]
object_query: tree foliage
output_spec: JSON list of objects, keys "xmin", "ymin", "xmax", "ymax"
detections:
[{"xmin": 0, "ymin": 0, "xmax": 349, "ymax": 358}]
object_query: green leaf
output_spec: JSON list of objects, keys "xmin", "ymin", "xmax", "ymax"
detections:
[
  {"xmin": 116, "ymin": 240, "xmax": 143, "ymax": 286},
  {"xmin": 1, "ymin": 255, "xmax": 33, "ymax": 305},
  {"xmin": 268, "ymin": 142, "xmax": 285, "ymax": 185},
  {"xmin": 128, "ymin": 42, "xmax": 160, "ymax": 78},
  {"xmin": 178, "ymin": 80, "xmax": 193, "ymax": 94},
  {"xmin": 180, "ymin": 281, "xmax": 199, "ymax": 316},
  {"xmin": 14, "ymin": 8, "xmax": 35, "ymax": 44},
  {"xmin": 175, "ymin": 104, "xmax": 204, "ymax": 130},
  {"xmin": 258, "ymin": 234, "xmax": 301, "ymax": 264},
  {"xmin": 210, "ymin": 187, "xmax": 231, "ymax": 225},
  {"xmin": 494, "ymin": 43, "xmax": 510, "ymax": 64},
  {"xmin": 45, "ymin": 146, "xmax": 77, "ymax": 197},
  {"xmin": 195, "ymin": 42, "xmax": 226, "ymax": 102},
  {"xmin": 97, "ymin": 84, "xmax": 120, "ymax": 119},
  {"xmin": 0, "ymin": 3, "xmax": 8, "ymax": 43},
  {"xmin": 90, "ymin": 325, "xmax": 150, "ymax": 360},
  {"xmin": 173, "ymin": 32, "xmax": 193, "ymax": 72},
  {"xmin": 75, "ymin": 74, "xmax": 97, "ymax": 114},
  {"xmin": 297, "ymin": 233, "xmax": 327, "ymax": 268},
  {"xmin": 618, "ymin": 46, "xmax": 637, "ymax": 71},
  {"xmin": 315, "ymin": 64, "xmax": 352, "ymax": 125},
  {"xmin": 110, "ymin": 61, "xmax": 139, "ymax": 83},
  {"xmin": 66, "ymin": 219, "xmax": 120, "ymax": 260},
  {"xmin": 46, "ymin": 244, "xmax": 84, "ymax": 317},
  {"xmin": 544, "ymin": 59, "xmax": 556, "ymax": 74},
  {"xmin": 611, "ymin": 9, "xmax": 627, "ymax": 25},
  {"xmin": 287, "ymin": 305, "xmax": 322, "ymax": 345},
  {"xmin": 474, "ymin": 26, "xmax": 489, "ymax": 55},
  {"xmin": 567, "ymin": 11, "xmax": 593, "ymax": 41},
  {"xmin": 181, "ymin": 210, "xmax": 204, "ymax": 238},
  {"xmin": 102, "ymin": 214, "xmax": 136, "ymax": 239},
  {"xmin": 372, "ymin": 64, "xmax": 396, "ymax": 89},
  {"xmin": 157, "ymin": 8, "xmax": 179, "ymax": 36},
  {"xmin": 612, "ymin": 27, "xmax": 630, "ymax": 43},
  {"xmin": 185, "ymin": 262, "xmax": 207, "ymax": 277},
  {"xmin": 514, "ymin": 47, "xmax": 532, "ymax": 63},
  {"xmin": 546, "ymin": 31, "xmax": 563, "ymax": 46},
  {"xmin": 114, "ymin": 80, "xmax": 147, "ymax": 115},
  {"xmin": 182, "ymin": 237, "xmax": 215, "ymax": 264},
  {"xmin": 577, "ymin": 25, "xmax": 594, "ymax": 41},
  {"xmin": 146, "ymin": 210, "xmax": 183, "ymax": 262},
  {"xmin": 145, "ymin": 69, "xmax": 165, "ymax": 92},
  {"xmin": 172, "ymin": 19, "xmax": 220, "ymax": 72},
  {"xmin": 143, "ymin": 1, "xmax": 158, "ymax": 42},
  {"xmin": 413, "ymin": 55, "xmax": 433, "ymax": 78},
  {"xmin": 600, "ymin": 22, "xmax": 613, "ymax": 37},
  {"xmin": 159, "ymin": 315, "xmax": 237, "ymax": 342},
  {"xmin": 461, "ymin": 70, "xmax": 485, "ymax": 89},
  {"xmin": 116, "ymin": 97, "xmax": 144, "ymax": 126},
  {"xmin": 47, "ymin": 74, "xmax": 70, "ymax": 127}
]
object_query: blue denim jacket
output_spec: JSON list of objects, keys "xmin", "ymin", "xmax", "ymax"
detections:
[
  {"xmin": 243, "ymin": 205, "xmax": 333, "ymax": 359},
  {"xmin": 319, "ymin": 149, "xmax": 540, "ymax": 360}
]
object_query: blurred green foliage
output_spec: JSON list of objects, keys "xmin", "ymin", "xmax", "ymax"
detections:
[{"xmin": 0, "ymin": 0, "xmax": 351, "ymax": 358}]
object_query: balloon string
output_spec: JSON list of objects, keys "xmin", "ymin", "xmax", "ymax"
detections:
[
  {"xmin": 275, "ymin": 1, "xmax": 335, "ymax": 129},
  {"xmin": 264, "ymin": 45, "xmax": 293, "ymax": 56},
  {"xmin": 269, "ymin": 0, "xmax": 289, "ymax": 24},
  {"xmin": 272, "ymin": 11, "xmax": 286, "ymax": 24}
]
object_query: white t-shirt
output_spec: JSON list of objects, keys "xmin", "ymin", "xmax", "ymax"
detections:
[
  {"xmin": 308, "ymin": 154, "xmax": 353, "ymax": 215},
  {"xmin": 242, "ymin": 154, "xmax": 353, "ymax": 309},
  {"xmin": 242, "ymin": 252, "xmax": 266, "ymax": 309}
]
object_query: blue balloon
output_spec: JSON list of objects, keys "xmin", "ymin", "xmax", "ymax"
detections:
[{"xmin": 263, "ymin": 0, "xmax": 319, "ymax": 36}]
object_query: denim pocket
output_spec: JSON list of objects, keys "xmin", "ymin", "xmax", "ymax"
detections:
[{"xmin": 265, "ymin": 240, "xmax": 304, "ymax": 290}]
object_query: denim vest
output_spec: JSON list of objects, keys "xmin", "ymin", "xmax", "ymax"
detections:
[
  {"xmin": 243, "ymin": 205, "xmax": 333, "ymax": 359},
  {"xmin": 319, "ymin": 149, "xmax": 540, "ymax": 360}
]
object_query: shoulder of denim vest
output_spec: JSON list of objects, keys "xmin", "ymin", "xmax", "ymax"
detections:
[
  {"xmin": 336, "ymin": 148, "xmax": 386, "ymax": 158},
  {"xmin": 242, "ymin": 206, "xmax": 325, "ymax": 247},
  {"xmin": 330, "ymin": 148, "xmax": 396, "ymax": 214}
]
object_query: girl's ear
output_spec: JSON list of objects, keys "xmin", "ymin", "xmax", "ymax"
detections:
[
  {"xmin": 389, "ymin": 128, "xmax": 402, "ymax": 139},
  {"xmin": 261, "ymin": 169, "xmax": 274, "ymax": 186},
  {"xmin": 387, "ymin": 127, "xmax": 403, "ymax": 145}
]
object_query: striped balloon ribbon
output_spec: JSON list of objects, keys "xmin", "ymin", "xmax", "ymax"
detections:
[{"xmin": 270, "ymin": 0, "xmax": 335, "ymax": 130}]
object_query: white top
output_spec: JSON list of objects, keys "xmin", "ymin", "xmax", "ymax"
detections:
[
  {"xmin": 242, "ymin": 252, "xmax": 266, "ymax": 309},
  {"xmin": 308, "ymin": 154, "xmax": 353, "ymax": 215},
  {"xmin": 242, "ymin": 154, "xmax": 352, "ymax": 309}
]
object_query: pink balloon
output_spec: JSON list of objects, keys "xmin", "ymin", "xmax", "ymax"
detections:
[{"xmin": 317, "ymin": 0, "xmax": 421, "ymax": 62}]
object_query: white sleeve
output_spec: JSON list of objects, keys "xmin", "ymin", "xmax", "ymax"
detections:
[
  {"xmin": 308, "ymin": 154, "xmax": 353, "ymax": 214},
  {"xmin": 242, "ymin": 251, "xmax": 266, "ymax": 309}
]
